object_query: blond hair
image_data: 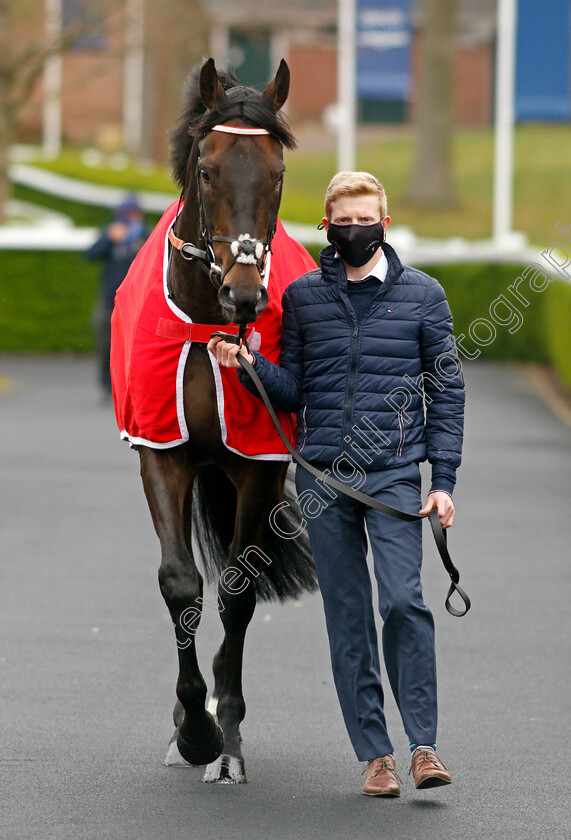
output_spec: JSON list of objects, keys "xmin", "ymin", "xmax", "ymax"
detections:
[{"xmin": 324, "ymin": 171, "xmax": 387, "ymax": 220}]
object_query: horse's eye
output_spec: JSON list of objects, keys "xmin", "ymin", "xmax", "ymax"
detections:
[
  {"xmin": 200, "ymin": 169, "xmax": 210, "ymax": 184},
  {"xmin": 275, "ymin": 175, "xmax": 284, "ymax": 190}
]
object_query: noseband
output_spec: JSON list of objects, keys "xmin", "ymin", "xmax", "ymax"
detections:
[{"xmin": 168, "ymin": 124, "xmax": 282, "ymax": 291}]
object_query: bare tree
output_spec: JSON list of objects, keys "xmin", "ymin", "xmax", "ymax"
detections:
[
  {"xmin": 406, "ymin": 0, "xmax": 458, "ymax": 207},
  {"xmin": 0, "ymin": 0, "xmax": 128, "ymax": 222},
  {"xmin": 0, "ymin": 0, "xmax": 18, "ymax": 223},
  {"xmin": 0, "ymin": 0, "xmax": 209, "ymax": 222},
  {"xmin": 140, "ymin": 0, "xmax": 208, "ymax": 162}
]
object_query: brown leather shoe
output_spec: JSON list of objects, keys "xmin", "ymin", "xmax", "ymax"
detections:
[
  {"xmin": 361, "ymin": 755, "xmax": 401, "ymax": 797},
  {"xmin": 409, "ymin": 748, "xmax": 452, "ymax": 789}
]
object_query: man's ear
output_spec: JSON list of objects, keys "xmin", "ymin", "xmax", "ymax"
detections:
[
  {"xmin": 322, "ymin": 217, "xmax": 330, "ymax": 232},
  {"xmin": 382, "ymin": 215, "xmax": 391, "ymax": 233}
]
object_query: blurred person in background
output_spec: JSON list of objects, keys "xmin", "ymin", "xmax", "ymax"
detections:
[{"xmin": 86, "ymin": 195, "xmax": 149, "ymax": 400}]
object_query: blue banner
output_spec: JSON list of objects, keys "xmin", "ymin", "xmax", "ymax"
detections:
[
  {"xmin": 516, "ymin": 0, "xmax": 571, "ymax": 121},
  {"xmin": 356, "ymin": 0, "xmax": 412, "ymax": 101}
]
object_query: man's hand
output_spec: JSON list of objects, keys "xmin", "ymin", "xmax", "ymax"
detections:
[
  {"xmin": 419, "ymin": 491, "xmax": 455, "ymax": 528},
  {"xmin": 207, "ymin": 335, "xmax": 254, "ymax": 368}
]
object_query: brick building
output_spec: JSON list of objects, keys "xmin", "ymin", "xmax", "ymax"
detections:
[{"xmin": 18, "ymin": 0, "xmax": 497, "ymax": 159}]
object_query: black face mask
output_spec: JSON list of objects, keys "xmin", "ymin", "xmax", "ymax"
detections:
[{"xmin": 327, "ymin": 221, "xmax": 385, "ymax": 267}]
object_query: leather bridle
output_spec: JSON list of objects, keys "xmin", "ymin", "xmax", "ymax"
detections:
[{"xmin": 168, "ymin": 124, "xmax": 282, "ymax": 292}]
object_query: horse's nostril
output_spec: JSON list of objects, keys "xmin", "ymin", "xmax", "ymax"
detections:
[
  {"xmin": 218, "ymin": 285, "xmax": 235, "ymax": 309},
  {"xmin": 218, "ymin": 283, "xmax": 268, "ymax": 321}
]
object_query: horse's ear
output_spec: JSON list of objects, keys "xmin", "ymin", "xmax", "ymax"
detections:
[
  {"xmin": 199, "ymin": 57, "xmax": 227, "ymax": 110},
  {"xmin": 263, "ymin": 59, "xmax": 290, "ymax": 113}
]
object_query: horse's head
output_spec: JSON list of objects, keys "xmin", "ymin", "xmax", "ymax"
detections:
[{"xmin": 173, "ymin": 59, "xmax": 295, "ymax": 327}]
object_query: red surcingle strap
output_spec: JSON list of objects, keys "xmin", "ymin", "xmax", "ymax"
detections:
[{"xmin": 156, "ymin": 318, "xmax": 256, "ymax": 344}]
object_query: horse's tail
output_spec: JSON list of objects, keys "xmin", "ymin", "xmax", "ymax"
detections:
[{"xmin": 191, "ymin": 465, "xmax": 317, "ymax": 602}]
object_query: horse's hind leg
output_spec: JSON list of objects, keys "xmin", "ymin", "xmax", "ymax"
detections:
[{"xmin": 139, "ymin": 447, "xmax": 223, "ymax": 766}]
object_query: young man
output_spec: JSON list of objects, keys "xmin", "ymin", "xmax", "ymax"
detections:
[{"xmin": 208, "ymin": 172, "xmax": 465, "ymax": 796}]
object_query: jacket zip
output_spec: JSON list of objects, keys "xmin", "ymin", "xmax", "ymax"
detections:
[
  {"xmin": 336, "ymin": 263, "xmax": 402, "ymax": 447},
  {"xmin": 342, "ymin": 324, "xmax": 360, "ymax": 441},
  {"xmin": 336, "ymin": 290, "xmax": 361, "ymax": 443}
]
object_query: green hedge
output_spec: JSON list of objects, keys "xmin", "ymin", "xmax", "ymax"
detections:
[
  {"xmin": 420, "ymin": 262, "xmax": 550, "ymax": 363},
  {"xmin": 0, "ymin": 250, "xmax": 564, "ymax": 388},
  {"xmin": 544, "ymin": 279, "xmax": 571, "ymax": 389},
  {"xmin": 0, "ymin": 251, "xmax": 99, "ymax": 352}
]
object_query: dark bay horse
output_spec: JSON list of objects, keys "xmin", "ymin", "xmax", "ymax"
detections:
[{"xmin": 123, "ymin": 59, "xmax": 316, "ymax": 783}]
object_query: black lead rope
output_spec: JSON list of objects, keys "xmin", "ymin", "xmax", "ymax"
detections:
[{"xmin": 212, "ymin": 335, "xmax": 471, "ymax": 617}]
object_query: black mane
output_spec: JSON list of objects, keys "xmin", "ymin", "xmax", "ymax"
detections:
[{"xmin": 169, "ymin": 64, "xmax": 296, "ymax": 189}]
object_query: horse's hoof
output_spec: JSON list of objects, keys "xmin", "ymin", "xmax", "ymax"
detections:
[
  {"xmin": 202, "ymin": 754, "xmax": 247, "ymax": 784},
  {"xmin": 164, "ymin": 731, "xmax": 191, "ymax": 766},
  {"xmin": 176, "ymin": 719, "xmax": 224, "ymax": 766}
]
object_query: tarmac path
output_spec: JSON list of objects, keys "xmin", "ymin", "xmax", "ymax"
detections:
[{"xmin": 1, "ymin": 356, "xmax": 569, "ymax": 840}]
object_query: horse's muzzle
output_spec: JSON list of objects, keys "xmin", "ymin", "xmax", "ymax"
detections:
[{"xmin": 218, "ymin": 282, "xmax": 269, "ymax": 326}]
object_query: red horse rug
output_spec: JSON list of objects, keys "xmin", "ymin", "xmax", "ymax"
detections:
[{"xmin": 110, "ymin": 202, "xmax": 316, "ymax": 458}]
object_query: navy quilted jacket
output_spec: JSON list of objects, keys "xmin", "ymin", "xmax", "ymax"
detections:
[{"xmin": 238, "ymin": 243, "xmax": 465, "ymax": 494}]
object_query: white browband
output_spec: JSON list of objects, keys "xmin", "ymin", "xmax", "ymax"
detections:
[{"xmin": 211, "ymin": 125, "xmax": 271, "ymax": 136}]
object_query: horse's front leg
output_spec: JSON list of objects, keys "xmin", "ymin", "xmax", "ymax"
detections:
[
  {"xmin": 139, "ymin": 447, "xmax": 224, "ymax": 766},
  {"xmin": 203, "ymin": 462, "xmax": 286, "ymax": 783},
  {"xmin": 203, "ymin": 569, "xmax": 256, "ymax": 783}
]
